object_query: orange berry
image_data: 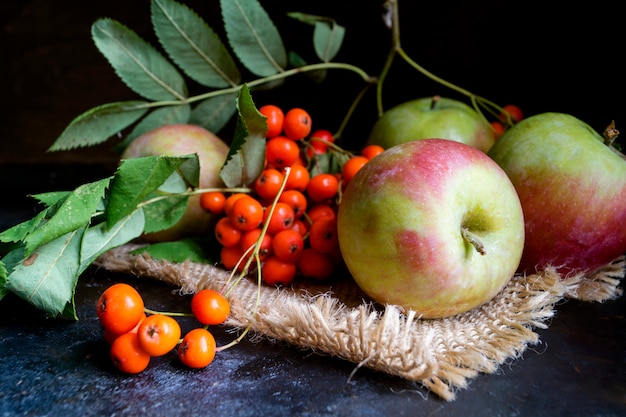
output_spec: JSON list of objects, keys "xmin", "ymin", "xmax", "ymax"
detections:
[
  {"xmin": 306, "ymin": 173, "xmax": 339, "ymax": 203},
  {"xmin": 272, "ymin": 228, "xmax": 305, "ymax": 263},
  {"xmin": 297, "ymin": 248, "xmax": 337, "ymax": 281},
  {"xmin": 341, "ymin": 156, "xmax": 369, "ymax": 185},
  {"xmin": 254, "ymin": 168, "xmax": 285, "ymax": 200},
  {"xmin": 261, "ymin": 256, "xmax": 297, "ymax": 285},
  {"xmin": 214, "ymin": 217, "xmax": 242, "ymax": 247},
  {"xmin": 360, "ymin": 144, "xmax": 384, "ymax": 160},
  {"xmin": 259, "ymin": 104, "xmax": 285, "ymax": 138},
  {"xmin": 199, "ymin": 191, "xmax": 226, "ymax": 214},
  {"xmin": 500, "ymin": 104, "xmax": 524, "ymax": 122},
  {"xmin": 178, "ymin": 328, "xmax": 217, "ymax": 369},
  {"xmin": 264, "ymin": 202, "xmax": 295, "ymax": 235},
  {"xmin": 278, "ymin": 189, "xmax": 308, "ymax": 218},
  {"xmin": 283, "ymin": 164, "xmax": 310, "ymax": 192},
  {"xmin": 220, "ymin": 245, "xmax": 245, "ymax": 271},
  {"xmin": 191, "ymin": 289, "xmax": 231, "ymax": 326},
  {"xmin": 308, "ymin": 217, "xmax": 339, "ymax": 254},
  {"xmin": 110, "ymin": 332, "xmax": 151, "ymax": 374},
  {"xmin": 306, "ymin": 204, "xmax": 336, "ymax": 223},
  {"xmin": 490, "ymin": 121, "xmax": 505, "ymax": 140},
  {"xmin": 283, "ymin": 108, "xmax": 312, "ymax": 140},
  {"xmin": 240, "ymin": 227, "xmax": 273, "ymax": 260},
  {"xmin": 137, "ymin": 314, "xmax": 181, "ymax": 357},
  {"xmin": 229, "ymin": 195, "xmax": 264, "ymax": 231},
  {"xmin": 266, "ymin": 136, "xmax": 301, "ymax": 169},
  {"xmin": 96, "ymin": 283, "xmax": 145, "ymax": 335}
]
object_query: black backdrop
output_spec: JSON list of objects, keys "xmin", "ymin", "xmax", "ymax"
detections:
[{"xmin": 1, "ymin": 0, "xmax": 623, "ymax": 164}]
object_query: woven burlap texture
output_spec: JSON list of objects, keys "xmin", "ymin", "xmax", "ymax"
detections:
[{"xmin": 95, "ymin": 246, "xmax": 624, "ymax": 401}]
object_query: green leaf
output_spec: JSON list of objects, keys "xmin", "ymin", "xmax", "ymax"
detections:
[
  {"xmin": 0, "ymin": 210, "xmax": 49, "ymax": 244},
  {"xmin": 189, "ymin": 93, "xmax": 238, "ymax": 133},
  {"xmin": 47, "ymin": 101, "xmax": 150, "ymax": 151},
  {"xmin": 31, "ymin": 191, "xmax": 72, "ymax": 208},
  {"xmin": 5, "ymin": 227, "xmax": 86, "ymax": 320},
  {"xmin": 117, "ymin": 104, "xmax": 191, "ymax": 151},
  {"xmin": 92, "ymin": 18, "xmax": 188, "ymax": 101},
  {"xmin": 142, "ymin": 195, "xmax": 188, "ymax": 234},
  {"xmin": 107, "ymin": 154, "xmax": 199, "ymax": 227},
  {"xmin": 221, "ymin": 0, "xmax": 287, "ymax": 76},
  {"xmin": 140, "ymin": 170, "xmax": 189, "ymax": 234},
  {"xmin": 79, "ymin": 209, "xmax": 145, "ymax": 273},
  {"xmin": 220, "ymin": 85, "xmax": 267, "ymax": 187},
  {"xmin": 151, "ymin": 0, "xmax": 241, "ymax": 88},
  {"xmin": 24, "ymin": 178, "xmax": 111, "ymax": 256},
  {"xmin": 0, "ymin": 260, "xmax": 7, "ymax": 301},
  {"xmin": 130, "ymin": 237, "xmax": 214, "ymax": 263},
  {"xmin": 1, "ymin": 244, "xmax": 25, "ymax": 276},
  {"xmin": 313, "ymin": 20, "xmax": 345, "ymax": 62}
]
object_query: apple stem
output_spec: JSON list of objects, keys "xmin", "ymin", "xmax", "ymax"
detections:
[
  {"xmin": 603, "ymin": 120, "xmax": 619, "ymax": 147},
  {"xmin": 461, "ymin": 227, "xmax": 486, "ymax": 256},
  {"xmin": 430, "ymin": 95, "xmax": 440, "ymax": 110}
]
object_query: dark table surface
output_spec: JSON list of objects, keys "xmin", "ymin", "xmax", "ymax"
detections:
[{"xmin": 1, "ymin": 163, "xmax": 625, "ymax": 417}]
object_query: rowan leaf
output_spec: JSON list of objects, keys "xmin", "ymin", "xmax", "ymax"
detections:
[
  {"xmin": 5, "ymin": 227, "xmax": 86, "ymax": 320},
  {"xmin": 220, "ymin": 85, "xmax": 267, "ymax": 187},
  {"xmin": 151, "ymin": 0, "xmax": 241, "ymax": 88},
  {"xmin": 92, "ymin": 18, "xmax": 188, "ymax": 101},
  {"xmin": 140, "ymin": 170, "xmax": 189, "ymax": 234},
  {"xmin": 79, "ymin": 209, "xmax": 146, "ymax": 272},
  {"xmin": 190, "ymin": 92, "xmax": 238, "ymax": 133},
  {"xmin": 0, "ymin": 255, "xmax": 9, "ymax": 301},
  {"xmin": 47, "ymin": 101, "xmax": 150, "ymax": 151},
  {"xmin": 0, "ymin": 210, "xmax": 49, "ymax": 244},
  {"xmin": 130, "ymin": 237, "xmax": 215, "ymax": 263},
  {"xmin": 31, "ymin": 191, "xmax": 72, "ymax": 208},
  {"xmin": 221, "ymin": 0, "xmax": 287, "ymax": 76},
  {"xmin": 313, "ymin": 20, "xmax": 345, "ymax": 62},
  {"xmin": 287, "ymin": 12, "xmax": 345, "ymax": 62},
  {"xmin": 107, "ymin": 154, "xmax": 199, "ymax": 227},
  {"xmin": 24, "ymin": 178, "xmax": 111, "ymax": 256}
]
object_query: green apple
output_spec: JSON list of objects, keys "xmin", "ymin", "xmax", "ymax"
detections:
[
  {"xmin": 337, "ymin": 139, "xmax": 525, "ymax": 318},
  {"xmin": 367, "ymin": 96, "xmax": 496, "ymax": 153},
  {"xmin": 488, "ymin": 112, "xmax": 626, "ymax": 276},
  {"xmin": 121, "ymin": 123, "xmax": 230, "ymax": 242}
]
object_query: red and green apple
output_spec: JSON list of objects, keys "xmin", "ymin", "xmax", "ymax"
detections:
[
  {"xmin": 121, "ymin": 123, "xmax": 230, "ymax": 242},
  {"xmin": 488, "ymin": 112, "xmax": 626, "ymax": 276},
  {"xmin": 337, "ymin": 139, "xmax": 525, "ymax": 318}
]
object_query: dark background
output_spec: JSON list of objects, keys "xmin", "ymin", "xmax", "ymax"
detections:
[{"xmin": 1, "ymin": 0, "xmax": 624, "ymax": 167}]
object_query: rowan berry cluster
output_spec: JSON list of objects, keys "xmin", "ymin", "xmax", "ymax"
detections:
[
  {"xmin": 200, "ymin": 104, "xmax": 384, "ymax": 286},
  {"xmin": 97, "ymin": 282, "xmax": 231, "ymax": 374}
]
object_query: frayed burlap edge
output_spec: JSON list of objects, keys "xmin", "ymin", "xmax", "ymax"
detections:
[{"xmin": 94, "ymin": 246, "xmax": 624, "ymax": 401}]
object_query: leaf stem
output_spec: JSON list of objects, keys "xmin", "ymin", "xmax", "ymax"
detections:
[
  {"xmin": 142, "ymin": 62, "xmax": 376, "ymax": 111},
  {"xmin": 136, "ymin": 186, "xmax": 251, "ymax": 209}
]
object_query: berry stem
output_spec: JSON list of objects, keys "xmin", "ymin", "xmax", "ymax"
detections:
[{"xmin": 143, "ymin": 307, "xmax": 192, "ymax": 317}]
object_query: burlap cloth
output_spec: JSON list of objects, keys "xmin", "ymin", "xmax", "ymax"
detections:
[{"xmin": 95, "ymin": 245, "xmax": 624, "ymax": 401}]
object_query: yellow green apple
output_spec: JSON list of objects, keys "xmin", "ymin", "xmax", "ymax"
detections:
[{"xmin": 367, "ymin": 96, "xmax": 496, "ymax": 153}]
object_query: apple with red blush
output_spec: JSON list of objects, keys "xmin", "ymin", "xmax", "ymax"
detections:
[
  {"xmin": 337, "ymin": 139, "xmax": 525, "ymax": 318},
  {"xmin": 121, "ymin": 123, "xmax": 230, "ymax": 242},
  {"xmin": 488, "ymin": 112, "xmax": 626, "ymax": 276}
]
